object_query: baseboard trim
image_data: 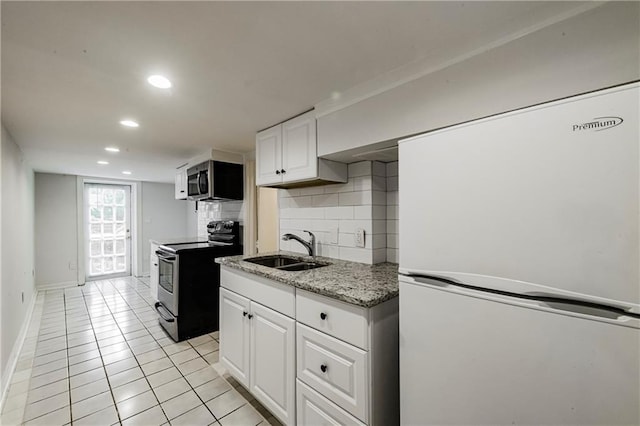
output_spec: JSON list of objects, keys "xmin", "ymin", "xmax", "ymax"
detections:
[
  {"xmin": 0, "ymin": 290, "xmax": 38, "ymax": 412},
  {"xmin": 36, "ymin": 280, "xmax": 77, "ymax": 291}
]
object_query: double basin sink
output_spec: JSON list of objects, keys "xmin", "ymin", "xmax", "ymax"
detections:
[{"xmin": 245, "ymin": 255, "xmax": 329, "ymax": 272}]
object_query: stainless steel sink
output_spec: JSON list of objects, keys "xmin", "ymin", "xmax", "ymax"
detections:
[
  {"xmin": 244, "ymin": 255, "xmax": 301, "ymax": 268},
  {"xmin": 244, "ymin": 255, "xmax": 329, "ymax": 271},
  {"xmin": 276, "ymin": 262, "xmax": 328, "ymax": 271}
]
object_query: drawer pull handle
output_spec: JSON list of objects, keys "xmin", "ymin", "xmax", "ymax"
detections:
[
  {"xmin": 320, "ymin": 364, "xmax": 328, "ymax": 373},
  {"xmin": 248, "ymin": 314, "xmax": 254, "ymax": 319},
  {"xmin": 243, "ymin": 311, "xmax": 248, "ymax": 317},
  {"xmin": 276, "ymin": 170, "xmax": 281, "ymax": 175},
  {"xmin": 320, "ymin": 312, "xmax": 327, "ymax": 320}
]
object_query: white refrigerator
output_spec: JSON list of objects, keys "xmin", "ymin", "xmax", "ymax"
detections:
[{"xmin": 398, "ymin": 83, "xmax": 639, "ymax": 425}]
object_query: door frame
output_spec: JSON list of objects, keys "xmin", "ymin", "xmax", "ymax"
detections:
[{"xmin": 76, "ymin": 177, "xmax": 141, "ymax": 285}]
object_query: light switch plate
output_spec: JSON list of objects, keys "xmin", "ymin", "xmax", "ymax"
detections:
[{"xmin": 355, "ymin": 228, "xmax": 366, "ymax": 248}]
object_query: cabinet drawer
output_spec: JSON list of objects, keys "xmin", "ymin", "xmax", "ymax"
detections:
[
  {"xmin": 296, "ymin": 289, "xmax": 369, "ymax": 350},
  {"xmin": 221, "ymin": 267, "xmax": 295, "ymax": 317},
  {"xmin": 297, "ymin": 379, "xmax": 366, "ymax": 426},
  {"xmin": 297, "ymin": 323, "xmax": 368, "ymax": 423}
]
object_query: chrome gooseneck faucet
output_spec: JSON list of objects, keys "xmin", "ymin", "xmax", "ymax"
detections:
[{"xmin": 282, "ymin": 230, "xmax": 315, "ymax": 257}]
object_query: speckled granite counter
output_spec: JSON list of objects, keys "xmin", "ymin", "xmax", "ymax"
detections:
[{"xmin": 216, "ymin": 251, "xmax": 398, "ymax": 308}]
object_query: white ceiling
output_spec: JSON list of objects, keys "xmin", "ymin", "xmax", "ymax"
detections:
[{"xmin": 2, "ymin": 1, "xmax": 588, "ymax": 183}]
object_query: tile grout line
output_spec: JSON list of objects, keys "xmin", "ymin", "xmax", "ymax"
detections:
[
  {"xmin": 105, "ymin": 277, "xmax": 222, "ymax": 424},
  {"xmin": 79, "ymin": 284, "xmax": 124, "ymax": 425}
]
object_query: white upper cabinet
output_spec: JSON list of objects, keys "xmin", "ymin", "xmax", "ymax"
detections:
[
  {"xmin": 174, "ymin": 165, "xmax": 187, "ymax": 199},
  {"xmin": 256, "ymin": 110, "xmax": 347, "ymax": 188},
  {"xmin": 256, "ymin": 125, "xmax": 283, "ymax": 186}
]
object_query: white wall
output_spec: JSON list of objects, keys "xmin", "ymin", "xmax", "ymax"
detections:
[
  {"xmin": 140, "ymin": 181, "xmax": 189, "ymax": 276},
  {"xmin": 1, "ymin": 125, "xmax": 35, "ymax": 396},
  {"xmin": 318, "ymin": 2, "xmax": 640, "ymax": 159},
  {"xmin": 34, "ymin": 173, "xmax": 78, "ymax": 287}
]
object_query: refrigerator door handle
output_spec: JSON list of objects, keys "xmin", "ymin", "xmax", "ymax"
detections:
[{"xmin": 405, "ymin": 274, "xmax": 640, "ymax": 324}]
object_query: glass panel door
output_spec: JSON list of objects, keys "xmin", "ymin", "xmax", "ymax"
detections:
[{"xmin": 84, "ymin": 183, "xmax": 131, "ymax": 279}]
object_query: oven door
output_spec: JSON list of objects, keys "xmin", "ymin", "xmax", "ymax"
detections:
[{"xmin": 156, "ymin": 250, "xmax": 179, "ymax": 316}]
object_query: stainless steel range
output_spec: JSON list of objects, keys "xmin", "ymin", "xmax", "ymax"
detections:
[{"xmin": 154, "ymin": 220, "xmax": 242, "ymax": 341}]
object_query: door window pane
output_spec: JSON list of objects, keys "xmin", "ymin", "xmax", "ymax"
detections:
[
  {"xmin": 104, "ymin": 257, "xmax": 114, "ymax": 272},
  {"xmin": 90, "ymin": 240, "xmax": 102, "ymax": 256},
  {"xmin": 103, "ymin": 189, "xmax": 114, "ymax": 204},
  {"xmin": 116, "ymin": 206, "xmax": 125, "ymax": 221},
  {"xmin": 103, "ymin": 223, "xmax": 114, "ymax": 235},
  {"xmin": 116, "ymin": 256, "xmax": 126, "ymax": 271},
  {"xmin": 104, "ymin": 240, "xmax": 114, "ymax": 255},
  {"xmin": 115, "ymin": 239, "xmax": 125, "ymax": 254},
  {"xmin": 91, "ymin": 258, "xmax": 102, "ymax": 275},
  {"xmin": 103, "ymin": 206, "xmax": 113, "ymax": 221},
  {"xmin": 115, "ymin": 190, "xmax": 125, "ymax": 205}
]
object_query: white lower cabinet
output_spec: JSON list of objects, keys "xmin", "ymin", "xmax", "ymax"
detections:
[
  {"xmin": 220, "ymin": 266, "xmax": 399, "ymax": 426},
  {"xmin": 297, "ymin": 379, "xmax": 366, "ymax": 426},
  {"xmin": 220, "ymin": 288, "xmax": 251, "ymax": 387},
  {"xmin": 219, "ymin": 273, "xmax": 296, "ymax": 426},
  {"xmin": 150, "ymin": 242, "xmax": 160, "ymax": 301},
  {"xmin": 250, "ymin": 302, "xmax": 295, "ymax": 425}
]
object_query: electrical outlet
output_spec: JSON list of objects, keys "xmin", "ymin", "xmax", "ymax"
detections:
[
  {"xmin": 329, "ymin": 227, "xmax": 339, "ymax": 245},
  {"xmin": 355, "ymin": 228, "xmax": 366, "ymax": 248}
]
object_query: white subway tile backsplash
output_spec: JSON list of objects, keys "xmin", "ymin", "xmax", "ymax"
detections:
[
  {"xmin": 325, "ymin": 206, "xmax": 354, "ymax": 220},
  {"xmin": 372, "ymin": 176, "xmax": 386, "ymax": 191},
  {"xmin": 277, "ymin": 160, "xmax": 399, "ymax": 265},
  {"xmin": 386, "ymin": 205, "xmax": 398, "ymax": 220},
  {"xmin": 354, "ymin": 206, "xmax": 372, "ymax": 220},
  {"xmin": 387, "ymin": 234, "xmax": 399, "ymax": 249},
  {"xmin": 373, "ymin": 220, "xmax": 387, "ymax": 235},
  {"xmin": 386, "ymin": 162, "xmax": 398, "ymax": 177},
  {"xmin": 372, "ymin": 234, "xmax": 387, "ymax": 249},
  {"xmin": 338, "ymin": 220, "xmax": 372, "ymax": 235},
  {"xmin": 372, "ymin": 161, "xmax": 386, "ymax": 177},
  {"xmin": 386, "ymin": 248, "xmax": 399, "ymax": 263},
  {"xmin": 387, "ymin": 219, "xmax": 399, "ymax": 235},
  {"xmin": 339, "ymin": 191, "xmax": 372, "ymax": 206},
  {"xmin": 352, "ymin": 176, "xmax": 372, "ymax": 192},
  {"xmin": 372, "ymin": 205, "xmax": 386, "ymax": 220},
  {"xmin": 339, "ymin": 247, "xmax": 372, "ymax": 264},
  {"xmin": 372, "ymin": 191, "xmax": 386, "ymax": 206},
  {"xmin": 338, "ymin": 233, "xmax": 356, "ymax": 248},
  {"xmin": 311, "ymin": 194, "xmax": 339, "ymax": 207},
  {"xmin": 373, "ymin": 248, "xmax": 387, "ymax": 264},
  {"xmin": 289, "ymin": 196, "xmax": 313, "ymax": 208}
]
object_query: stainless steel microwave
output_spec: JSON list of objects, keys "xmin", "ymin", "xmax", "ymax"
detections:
[{"xmin": 186, "ymin": 160, "xmax": 243, "ymax": 201}]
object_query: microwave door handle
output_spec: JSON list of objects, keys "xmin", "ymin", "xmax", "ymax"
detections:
[{"xmin": 199, "ymin": 171, "xmax": 208, "ymax": 194}]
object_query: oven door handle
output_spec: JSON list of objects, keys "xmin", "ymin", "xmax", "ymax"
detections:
[
  {"xmin": 154, "ymin": 302, "xmax": 175, "ymax": 322},
  {"xmin": 155, "ymin": 251, "xmax": 176, "ymax": 261}
]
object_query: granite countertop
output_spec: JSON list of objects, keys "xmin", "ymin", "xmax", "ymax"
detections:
[{"xmin": 215, "ymin": 251, "xmax": 398, "ymax": 308}]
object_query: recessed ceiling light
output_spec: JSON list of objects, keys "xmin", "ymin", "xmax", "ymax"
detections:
[
  {"xmin": 105, "ymin": 147, "xmax": 120, "ymax": 153},
  {"xmin": 120, "ymin": 120, "xmax": 139, "ymax": 128},
  {"xmin": 97, "ymin": 160, "xmax": 109, "ymax": 165},
  {"xmin": 147, "ymin": 75, "xmax": 172, "ymax": 89},
  {"xmin": 122, "ymin": 171, "xmax": 132, "ymax": 175}
]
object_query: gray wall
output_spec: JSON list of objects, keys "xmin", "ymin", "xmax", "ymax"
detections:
[
  {"xmin": 34, "ymin": 173, "xmax": 78, "ymax": 287},
  {"xmin": 139, "ymin": 181, "xmax": 189, "ymax": 276},
  {"xmin": 34, "ymin": 175, "xmax": 193, "ymax": 285},
  {"xmin": 1, "ymin": 125, "xmax": 35, "ymax": 393}
]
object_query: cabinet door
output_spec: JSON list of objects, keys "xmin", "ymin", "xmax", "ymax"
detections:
[
  {"xmin": 220, "ymin": 288, "xmax": 251, "ymax": 387},
  {"xmin": 256, "ymin": 125, "xmax": 283, "ymax": 186},
  {"xmin": 174, "ymin": 167, "xmax": 187, "ymax": 199},
  {"xmin": 250, "ymin": 301, "xmax": 295, "ymax": 425},
  {"xmin": 281, "ymin": 111, "xmax": 317, "ymax": 183}
]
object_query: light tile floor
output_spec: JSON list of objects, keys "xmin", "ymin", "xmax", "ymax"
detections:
[{"xmin": 1, "ymin": 276, "xmax": 282, "ymax": 426}]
